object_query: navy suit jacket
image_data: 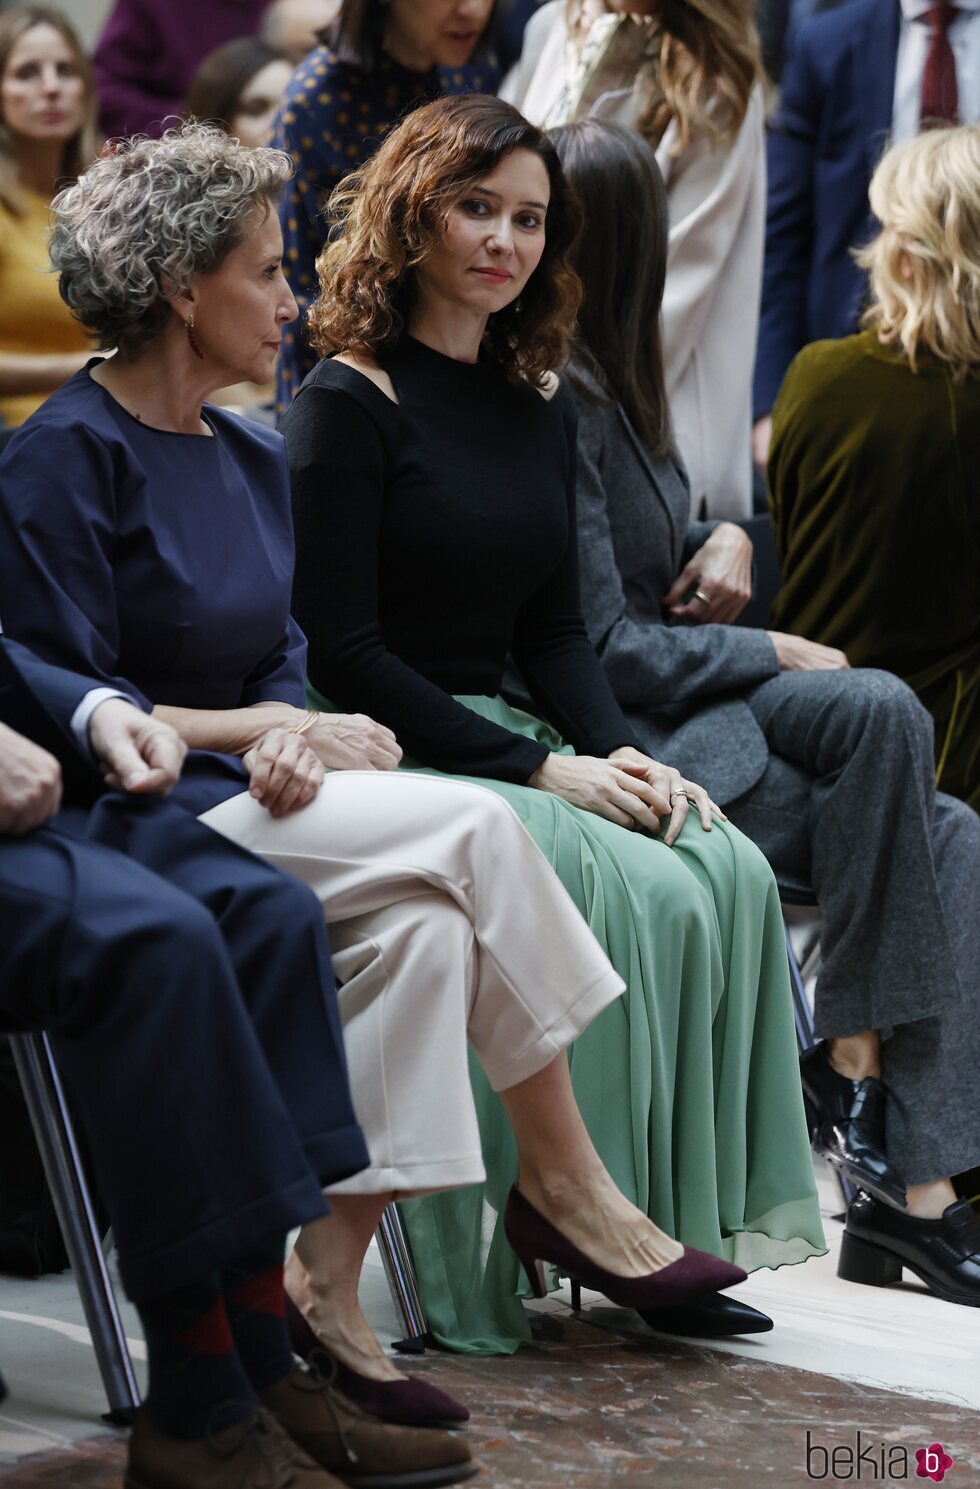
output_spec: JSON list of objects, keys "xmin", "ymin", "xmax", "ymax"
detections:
[
  {"xmin": 0, "ymin": 638, "xmax": 246, "ymax": 818},
  {"xmin": 0, "ymin": 638, "xmax": 115, "ymax": 806},
  {"xmin": 753, "ymin": 0, "xmax": 900, "ymax": 415}
]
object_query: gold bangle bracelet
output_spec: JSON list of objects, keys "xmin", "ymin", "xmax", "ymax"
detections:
[{"xmin": 288, "ymin": 710, "xmax": 319, "ymax": 736}]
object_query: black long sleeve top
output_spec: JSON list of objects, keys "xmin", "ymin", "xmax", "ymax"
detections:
[{"xmin": 282, "ymin": 336, "xmax": 641, "ymax": 783}]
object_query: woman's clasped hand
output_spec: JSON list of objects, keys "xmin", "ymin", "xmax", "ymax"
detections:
[
  {"xmin": 529, "ymin": 747, "xmax": 723, "ymax": 844},
  {"xmin": 244, "ymin": 710, "xmax": 403, "ymax": 816}
]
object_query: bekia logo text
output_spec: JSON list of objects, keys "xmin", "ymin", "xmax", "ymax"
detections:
[{"xmin": 806, "ymin": 1432, "xmax": 955, "ymax": 1481}]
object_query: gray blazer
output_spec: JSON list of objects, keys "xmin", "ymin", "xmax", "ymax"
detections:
[{"xmin": 571, "ymin": 364, "xmax": 781, "ymax": 805}]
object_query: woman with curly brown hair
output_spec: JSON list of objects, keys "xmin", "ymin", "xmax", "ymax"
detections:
[
  {"xmin": 281, "ymin": 92, "xmax": 824, "ymax": 1358},
  {"xmin": 502, "ymin": 0, "xmax": 765, "ymax": 520}
]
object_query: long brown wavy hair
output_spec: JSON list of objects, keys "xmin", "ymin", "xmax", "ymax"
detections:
[
  {"xmin": 568, "ymin": 0, "xmax": 763, "ymax": 153},
  {"xmin": 308, "ymin": 94, "xmax": 583, "ymax": 386},
  {"xmin": 0, "ymin": 5, "xmax": 98, "ymax": 215}
]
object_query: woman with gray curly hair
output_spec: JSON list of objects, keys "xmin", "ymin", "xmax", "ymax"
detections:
[{"xmin": 0, "ymin": 120, "xmax": 744, "ymax": 1476}]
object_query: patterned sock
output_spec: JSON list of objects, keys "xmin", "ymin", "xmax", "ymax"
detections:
[
  {"xmin": 222, "ymin": 1239, "xmax": 295, "ymax": 1394},
  {"xmin": 136, "ymin": 1273, "xmax": 256, "ymax": 1440}
]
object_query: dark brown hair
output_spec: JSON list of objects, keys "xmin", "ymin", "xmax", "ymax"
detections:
[
  {"xmin": 310, "ymin": 93, "xmax": 583, "ymax": 387},
  {"xmin": 550, "ymin": 119, "xmax": 674, "ymax": 458},
  {"xmin": 0, "ymin": 4, "xmax": 97, "ymax": 215},
  {"xmin": 322, "ymin": 0, "xmax": 496, "ymax": 69},
  {"xmin": 184, "ymin": 37, "xmax": 288, "ymax": 135}
]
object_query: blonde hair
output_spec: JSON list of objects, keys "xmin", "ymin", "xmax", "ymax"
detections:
[
  {"xmin": 568, "ymin": 0, "xmax": 762, "ymax": 152},
  {"xmin": 0, "ymin": 6, "xmax": 98, "ymax": 215},
  {"xmin": 858, "ymin": 125, "xmax": 980, "ymax": 380}
]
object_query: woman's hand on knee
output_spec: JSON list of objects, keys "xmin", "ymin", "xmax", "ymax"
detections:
[
  {"xmin": 307, "ymin": 713, "xmax": 403, "ymax": 771},
  {"xmin": 767, "ymin": 632, "xmax": 850, "ymax": 671},
  {"xmin": 609, "ymin": 747, "xmax": 725, "ymax": 845},
  {"xmin": 529, "ymin": 752, "xmax": 674, "ymax": 835},
  {"xmin": 244, "ymin": 728, "xmax": 325, "ymax": 816}
]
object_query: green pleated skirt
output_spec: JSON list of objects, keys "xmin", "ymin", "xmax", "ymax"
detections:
[{"xmin": 313, "ymin": 690, "xmax": 826, "ymax": 1353}]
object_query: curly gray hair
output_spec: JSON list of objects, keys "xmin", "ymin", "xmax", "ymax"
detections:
[{"xmin": 51, "ymin": 121, "xmax": 292, "ymax": 357}]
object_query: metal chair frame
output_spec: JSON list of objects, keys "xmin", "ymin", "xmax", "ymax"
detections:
[
  {"xmin": 9, "ymin": 1031, "xmax": 139, "ymax": 1424},
  {"xmin": 783, "ymin": 921, "xmax": 856, "ymax": 1211},
  {"xmin": 10, "ymin": 1029, "xmax": 429, "ymax": 1421}
]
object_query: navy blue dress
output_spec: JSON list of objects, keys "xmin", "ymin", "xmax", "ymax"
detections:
[
  {"xmin": 0, "ymin": 362, "xmax": 306, "ymax": 814},
  {"xmin": 272, "ymin": 45, "xmax": 496, "ymax": 411}
]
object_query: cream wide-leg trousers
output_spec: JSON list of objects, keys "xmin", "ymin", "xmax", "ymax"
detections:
[{"xmin": 200, "ymin": 772, "xmax": 624, "ymax": 1195}]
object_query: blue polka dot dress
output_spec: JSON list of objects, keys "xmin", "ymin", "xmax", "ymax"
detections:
[{"xmin": 273, "ymin": 48, "xmax": 496, "ymax": 413}]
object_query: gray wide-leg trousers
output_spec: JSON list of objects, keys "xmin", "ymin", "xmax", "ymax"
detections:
[{"xmin": 725, "ymin": 668, "xmax": 980, "ymax": 1183}]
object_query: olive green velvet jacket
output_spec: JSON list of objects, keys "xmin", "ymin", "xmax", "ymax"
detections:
[{"xmin": 769, "ymin": 329, "xmax": 979, "ymax": 812}]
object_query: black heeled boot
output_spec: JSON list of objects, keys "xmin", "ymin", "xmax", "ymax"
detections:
[
  {"xmin": 839, "ymin": 1190, "xmax": 980, "ymax": 1307},
  {"xmin": 799, "ymin": 1043, "xmax": 907, "ymax": 1208}
]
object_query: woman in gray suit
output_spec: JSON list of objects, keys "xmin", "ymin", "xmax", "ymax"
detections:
[{"xmin": 551, "ymin": 118, "xmax": 980, "ymax": 1310}]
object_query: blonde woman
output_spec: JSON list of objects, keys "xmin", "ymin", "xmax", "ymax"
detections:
[
  {"xmin": 770, "ymin": 126, "xmax": 980, "ymax": 818},
  {"xmin": 502, "ymin": 0, "xmax": 765, "ymax": 520},
  {"xmin": 0, "ymin": 6, "xmax": 96, "ymax": 427}
]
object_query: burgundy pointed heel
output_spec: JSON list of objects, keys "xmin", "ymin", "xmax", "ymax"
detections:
[
  {"xmin": 284, "ymin": 1294, "xmax": 470, "ymax": 1429},
  {"xmin": 504, "ymin": 1185, "xmax": 746, "ymax": 1310}
]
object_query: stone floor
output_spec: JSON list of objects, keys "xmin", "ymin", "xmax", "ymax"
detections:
[
  {"xmin": 2, "ymin": 1157, "xmax": 977, "ymax": 1487},
  {"xmin": 2, "ymin": 1306, "xmax": 977, "ymax": 1488}
]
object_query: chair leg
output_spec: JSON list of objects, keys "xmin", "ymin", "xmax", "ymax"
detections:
[
  {"xmin": 785, "ymin": 923, "xmax": 817, "ymax": 1053},
  {"xmin": 10, "ymin": 1031, "xmax": 140, "ymax": 1423},
  {"xmin": 784, "ymin": 926, "xmax": 856, "ymax": 1212},
  {"xmin": 374, "ymin": 1204, "xmax": 431, "ymax": 1354}
]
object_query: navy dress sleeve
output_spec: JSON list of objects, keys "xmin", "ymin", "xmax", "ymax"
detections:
[
  {"xmin": 0, "ymin": 418, "xmax": 156, "ymax": 707},
  {"xmin": 0, "ymin": 373, "xmax": 311, "ymax": 815},
  {"xmin": 0, "ymin": 393, "xmax": 307, "ymax": 703}
]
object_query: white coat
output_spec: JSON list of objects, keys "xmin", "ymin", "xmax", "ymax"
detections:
[{"xmin": 502, "ymin": 0, "xmax": 766, "ymax": 520}]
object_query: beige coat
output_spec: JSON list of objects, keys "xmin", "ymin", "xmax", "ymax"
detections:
[{"xmin": 502, "ymin": 0, "xmax": 765, "ymax": 520}]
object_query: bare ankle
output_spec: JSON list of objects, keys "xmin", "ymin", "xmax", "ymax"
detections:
[
  {"xmin": 905, "ymin": 1178, "xmax": 957, "ymax": 1220},
  {"xmin": 827, "ymin": 1033, "xmax": 880, "ymax": 1082}
]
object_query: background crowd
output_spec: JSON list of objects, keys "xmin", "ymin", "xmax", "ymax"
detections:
[{"xmin": 0, "ymin": 0, "xmax": 977, "ymax": 1485}]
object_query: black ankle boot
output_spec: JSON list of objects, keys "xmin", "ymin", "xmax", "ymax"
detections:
[
  {"xmin": 799, "ymin": 1043, "xmax": 907, "ymax": 1207},
  {"xmin": 839, "ymin": 1191, "xmax": 980, "ymax": 1307}
]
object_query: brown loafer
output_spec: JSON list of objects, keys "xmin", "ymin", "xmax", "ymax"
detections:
[
  {"xmin": 260, "ymin": 1363, "xmax": 477, "ymax": 1488},
  {"xmin": 125, "ymin": 1404, "xmax": 345, "ymax": 1488}
]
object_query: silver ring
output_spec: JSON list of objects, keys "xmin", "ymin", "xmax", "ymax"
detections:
[{"xmin": 670, "ymin": 790, "xmax": 689, "ymax": 802}]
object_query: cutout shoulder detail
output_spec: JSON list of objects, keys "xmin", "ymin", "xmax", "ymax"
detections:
[{"xmin": 332, "ymin": 352, "xmax": 399, "ymax": 405}]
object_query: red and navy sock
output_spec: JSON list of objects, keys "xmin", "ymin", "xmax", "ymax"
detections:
[
  {"xmin": 135, "ymin": 1273, "xmax": 256, "ymax": 1439},
  {"xmin": 222, "ymin": 1239, "xmax": 295, "ymax": 1394}
]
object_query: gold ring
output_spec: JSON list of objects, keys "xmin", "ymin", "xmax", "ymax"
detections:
[{"xmin": 694, "ymin": 589, "xmax": 711, "ymax": 605}]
